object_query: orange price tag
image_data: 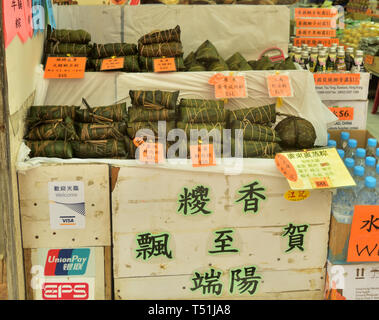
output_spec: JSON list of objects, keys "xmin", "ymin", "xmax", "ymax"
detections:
[
  {"xmin": 138, "ymin": 142, "xmax": 165, "ymax": 164},
  {"xmin": 267, "ymin": 74, "xmax": 293, "ymax": 98},
  {"xmin": 295, "ymin": 7, "xmax": 338, "ymax": 18},
  {"xmin": 296, "ymin": 19, "xmax": 337, "ymax": 29},
  {"xmin": 133, "ymin": 137, "xmax": 144, "ymax": 147},
  {"xmin": 294, "ymin": 37, "xmax": 339, "ymax": 47},
  {"xmin": 314, "ymin": 73, "xmax": 360, "ymax": 86},
  {"xmin": 190, "ymin": 144, "xmax": 216, "ymax": 167},
  {"xmin": 328, "ymin": 107, "xmax": 354, "ymax": 121},
  {"xmin": 153, "ymin": 58, "xmax": 177, "ymax": 73},
  {"xmin": 364, "ymin": 55, "xmax": 374, "ymax": 65},
  {"xmin": 100, "ymin": 57, "xmax": 125, "ymax": 71},
  {"xmin": 44, "ymin": 57, "xmax": 87, "ymax": 79},
  {"xmin": 210, "ymin": 75, "xmax": 247, "ymax": 99},
  {"xmin": 347, "ymin": 205, "xmax": 379, "ymax": 262},
  {"xmin": 296, "ymin": 28, "xmax": 336, "ymax": 38},
  {"xmin": 310, "ymin": 177, "xmax": 331, "ymax": 189},
  {"xmin": 275, "ymin": 154, "xmax": 298, "ymax": 182}
]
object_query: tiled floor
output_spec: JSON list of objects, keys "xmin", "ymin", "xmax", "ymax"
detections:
[{"xmin": 367, "ymin": 100, "xmax": 379, "ymax": 139}]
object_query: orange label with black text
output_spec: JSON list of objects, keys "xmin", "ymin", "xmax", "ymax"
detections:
[
  {"xmin": 314, "ymin": 73, "xmax": 360, "ymax": 85},
  {"xmin": 295, "ymin": 7, "xmax": 338, "ymax": 18},
  {"xmin": 100, "ymin": 57, "xmax": 125, "ymax": 71},
  {"xmin": 190, "ymin": 144, "xmax": 216, "ymax": 167},
  {"xmin": 138, "ymin": 142, "xmax": 165, "ymax": 163},
  {"xmin": 213, "ymin": 75, "xmax": 247, "ymax": 99},
  {"xmin": 328, "ymin": 107, "xmax": 354, "ymax": 121},
  {"xmin": 296, "ymin": 28, "xmax": 336, "ymax": 38},
  {"xmin": 364, "ymin": 55, "xmax": 374, "ymax": 65},
  {"xmin": 296, "ymin": 19, "xmax": 337, "ymax": 28},
  {"xmin": 267, "ymin": 74, "xmax": 292, "ymax": 97},
  {"xmin": 44, "ymin": 57, "xmax": 87, "ymax": 79},
  {"xmin": 153, "ymin": 58, "xmax": 177, "ymax": 72},
  {"xmin": 284, "ymin": 190, "xmax": 310, "ymax": 201},
  {"xmin": 294, "ymin": 37, "xmax": 339, "ymax": 47},
  {"xmin": 310, "ymin": 177, "xmax": 331, "ymax": 189},
  {"xmin": 347, "ymin": 205, "xmax": 379, "ymax": 262}
]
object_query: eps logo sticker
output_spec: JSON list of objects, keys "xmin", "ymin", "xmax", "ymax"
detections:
[
  {"xmin": 42, "ymin": 282, "xmax": 89, "ymax": 300},
  {"xmin": 44, "ymin": 249, "xmax": 90, "ymax": 276}
]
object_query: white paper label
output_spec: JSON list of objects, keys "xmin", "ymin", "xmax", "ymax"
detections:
[{"xmin": 48, "ymin": 181, "xmax": 85, "ymax": 229}]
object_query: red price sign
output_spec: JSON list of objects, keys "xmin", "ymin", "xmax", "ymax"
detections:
[
  {"xmin": 209, "ymin": 75, "xmax": 247, "ymax": 99},
  {"xmin": 295, "ymin": 7, "xmax": 338, "ymax": 18},
  {"xmin": 296, "ymin": 28, "xmax": 336, "ymax": 38},
  {"xmin": 294, "ymin": 37, "xmax": 339, "ymax": 47},
  {"xmin": 100, "ymin": 57, "xmax": 125, "ymax": 71},
  {"xmin": 364, "ymin": 55, "xmax": 374, "ymax": 65},
  {"xmin": 328, "ymin": 107, "xmax": 354, "ymax": 121},
  {"xmin": 267, "ymin": 74, "xmax": 293, "ymax": 98},
  {"xmin": 138, "ymin": 142, "xmax": 165, "ymax": 164},
  {"xmin": 190, "ymin": 144, "xmax": 216, "ymax": 167},
  {"xmin": 44, "ymin": 57, "xmax": 87, "ymax": 79},
  {"xmin": 314, "ymin": 73, "xmax": 361, "ymax": 85},
  {"xmin": 153, "ymin": 58, "xmax": 177, "ymax": 73},
  {"xmin": 296, "ymin": 19, "xmax": 337, "ymax": 28}
]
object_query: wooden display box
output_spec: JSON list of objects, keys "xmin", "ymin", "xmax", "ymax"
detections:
[{"xmin": 111, "ymin": 164, "xmax": 332, "ymax": 300}]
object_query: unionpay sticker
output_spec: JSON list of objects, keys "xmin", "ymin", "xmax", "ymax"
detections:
[
  {"xmin": 48, "ymin": 181, "xmax": 85, "ymax": 229},
  {"xmin": 45, "ymin": 249, "xmax": 90, "ymax": 276}
]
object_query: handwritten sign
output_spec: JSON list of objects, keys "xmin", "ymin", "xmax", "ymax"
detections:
[
  {"xmin": 208, "ymin": 74, "xmax": 247, "ymax": 99},
  {"xmin": 153, "ymin": 58, "xmax": 177, "ymax": 73},
  {"xmin": 294, "ymin": 37, "xmax": 339, "ymax": 47},
  {"xmin": 364, "ymin": 55, "xmax": 374, "ymax": 65},
  {"xmin": 266, "ymin": 74, "xmax": 293, "ymax": 98},
  {"xmin": 296, "ymin": 19, "xmax": 337, "ymax": 29},
  {"xmin": 100, "ymin": 57, "xmax": 125, "ymax": 71},
  {"xmin": 190, "ymin": 144, "xmax": 216, "ymax": 167},
  {"xmin": 138, "ymin": 142, "xmax": 165, "ymax": 164},
  {"xmin": 328, "ymin": 107, "xmax": 354, "ymax": 121},
  {"xmin": 3, "ymin": 0, "xmax": 30, "ymax": 47},
  {"xmin": 314, "ymin": 73, "xmax": 360, "ymax": 86},
  {"xmin": 275, "ymin": 148, "xmax": 356, "ymax": 190},
  {"xmin": 347, "ymin": 205, "xmax": 379, "ymax": 262},
  {"xmin": 44, "ymin": 57, "xmax": 87, "ymax": 79},
  {"xmin": 296, "ymin": 28, "xmax": 336, "ymax": 38},
  {"xmin": 295, "ymin": 7, "xmax": 338, "ymax": 18}
]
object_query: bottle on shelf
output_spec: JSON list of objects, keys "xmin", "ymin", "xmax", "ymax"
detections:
[
  {"xmin": 292, "ymin": 47, "xmax": 302, "ymax": 64},
  {"xmin": 376, "ymin": 148, "xmax": 379, "ymax": 163},
  {"xmin": 337, "ymin": 149, "xmax": 345, "ymax": 159},
  {"xmin": 355, "ymin": 148, "xmax": 366, "ymax": 167},
  {"xmin": 301, "ymin": 43, "xmax": 309, "ymax": 52},
  {"xmin": 345, "ymin": 47, "xmax": 355, "ymax": 71},
  {"xmin": 317, "ymin": 43, "xmax": 324, "ymax": 53},
  {"xmin": 366, "ymin": 138, "xmax": 377, "ymax": 158},
  {"xmin": 345, "ymin": 157, "xmax": 355, "ymax": 176},
  {"xmin": 353, "ymin": 165, "xmax": 365, "ymax": 196},
  {"xmin": 300, "ymin": 51, "xmax": 309, "ymax": 70},
  {"xmin": 331, "ymin": 179, "xmax": 356, "ymax": 224},
  {"xmin": 328, "ymin": 140, "xmax": 337, "ymax": 148},
  {"xmin": 316, "ymin": 50, "xmax": 327, "ymax": 72},
  {"xmin": 365, "ymin": 156, "xmax": 376, "ymax": 177},
  {"xmin": 308, "ymin": 47, "xmax": 319, "ymax": 73},
  {"xmin": 289, "ymin": 45, "xmax": 296, "ymax": 60},
  {"xmin": 340, "ymin": 131, "xmax": 350, "ymax": 151},
  {"xmin": 354, "ymin": 176, "xmax": 378, "ymax": 206},
  {"xmin": 352, "ymin": 50, "xmax": 365, "ymax": 73},
  {"xmin": 345, "ymin": 139, "xmax": 357, "ymax": 159},
  {"xmin": 327, "ymin": 47, "xmax": 337, "ymax": 71},
  {"xmin": 336, "ymin": 49, "xmax": 347, "ymax": 71}
]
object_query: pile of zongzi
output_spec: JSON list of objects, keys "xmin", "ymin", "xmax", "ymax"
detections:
[{"xmin": 138, "ymin": 25, "xmax": 186, "ymax": 72}]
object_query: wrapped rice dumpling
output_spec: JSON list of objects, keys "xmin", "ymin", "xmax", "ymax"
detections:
[
  {"xmin": 274, "ymin": 115, "xmax": 316, "ymax": 149},
  {"xmin": 230, "ymin": 120, "xmax": 280, "ymax": 142},
  {"xmin": 26, "ymin": 117, "xmax": 78, "ymax": 141},
  {"xmin": 75, "ymin": 122, "xmax": 127, "ymax": 141},
  {"xmin": 208, "ymin": 56, "xmax": 229, "ymax": 71},
  {"xmin": 226, "ymin": 52, "xmax": 252, "ymax": 71},
  {"xmin": 89, "ymin": 56, "xmax": 140, "ymax": 72},
  {"xmin": 128, "ymin": 107, "xmax": 176, "ymax": 122},
  {"xmin": 28, "ymin": 105, "xmax": 79, "ymax": 121},
  {"xmin": 248, "ymin": 56, "xmax": 275, "ymax": 70},
  {"xmin": 187, "ymin": 63, "xmax": 207, "ymax": 72},
  {"xmin": 71, "ymin": 140, "xmax": 127, "ymax": 158},
  {"xmin": 176, "ymin": 121, "xmax": 226, "ymax": 137},
  {"xmin": 47, "ymin": 29, "xmax": 91, "ymax": 44},
  {"xmin": 124, "ymin": 136, "xmax": 137, "ymax": 159},
  {"xmin": 138, "ymin": 25, "xmax": 181, "ymax": 45},
  {"xmin": 180, "ymin": 107, "xmax": 227, "ymax": 123},
  {"xmin": 26, "ymin": 140, "xmax": 73, "ymax": 159},
  {"xmin": 127, "ymin": 121, "xmax": 176, "ymax": 139},
  {"xmin": 138, "ymin": 42, "xmax": 183, "ymax": 57},
  {"xmin": 129, "ymin": 90, "xmax": 179, "ymax": 110},
  {"xmin": 45, "ymin": 42, "xmax": 93, "ymax": 55},
  {"xmin": 229, "ymin": 104, "xmax": 276, "ymax": 124},
  {"xmin": 231, "ymin": 138, "xmax": 281, "ymax": 158},
  {"xmin": 195, "ymin": 40, "xmax": 221, "ymax": 64},
  {"xmin": 75, "ymin": 103, "xmax": 127, "ymax": 123},
  {"xmin": 184, "ymin": 51, "xmax": 197, "ymax": 69},
  {"xmin": 91, "ymin": 43, "xmax": 138, "ymax": 58},
  {"xmin": 138, "ymin": 55, "xmax": 186, "ymax": 72},
  {"xmin": 179, "ymin": 99, "xmax": 224, "ymax": 109}
]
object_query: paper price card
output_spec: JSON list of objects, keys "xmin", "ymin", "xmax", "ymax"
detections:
[
  {"xmin": 295, "ymin": 7, "xmax": 338, "ymax": 18},
  {"xmin": 296, "ymin": 28, "xmax": 336, "ymax": 38},
  {"xmin": 190, "ymin": 144, "xmax": 216, "ymax": 167},
  {"xmin": 275, "ymin": 148, "xmax": 356, "ymax": 190},
  {"xmin": 100, "ymin": 57, "xmax": 125, "ymax": 71},
  {"xmin": 44, "ymin": 57, "xmax": 87, "ymax": 79},
  {"xmin": 153, "ymin": 57, "xmax": 177, "ymax": 72},
  {"xmin": 296, "ymin": 19, "xmax": 337, "ymax": 29},
  {"xmin": 266, "ymin": 74, "xmax": 293, "ymax": 98},
  {"xmin": 328, "ymin": 107, "xmax": 354, "ymax": 121},
  {"xmin": 314, "ymin": 73, "xmax": 360, "ymax": 86},
  {"xmin": 364, "ymin": 55, "xmax": 374, "ymax": 65},
  {"xmin": 208, "ymin": 73, "xmax": 247, "ymax": 99},
  {"xmin": 294, "ymin": 37, "xmax": 339, "ymax": 47},
  {"xmin": 138, "ymin": 142, "xmax": 165, "ymax": 164},
  {"xmin": 347, "ymin": 205, "xmax": 379, "ymax": 262}
]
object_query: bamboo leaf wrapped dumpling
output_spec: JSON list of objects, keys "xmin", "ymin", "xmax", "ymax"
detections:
[
  {"xmin": 26, "ymin": 140, "xmax": 73, "ymax": 159},
  {"xmin": 229, "ymin": 104, "xmax": 276, "ymax": 124},
  {"xmin": 180, "ymin": 107, "xmax": 227, "ymax": 123},
  {"xmin": 194, "ymin": 40, "xmax": 221, "ymax": 65},
  {"xmin": 138, "ymin": 42, "xmax": 183, "ymax": 57},
  {"xmin": 47, "ymin": 29, "xmax": 91, "ymax": 44},
  {"xmin": 138, "ymin": 25, "xmax": 181, "ymax": 45},
  {"xmin": 75, "ymin": 122, "xmax": 127, "ymax": 141},
  {"xmin": 45, "ymin": 43, "xmax": 93, "ymax": 55},
  {"xmin": 71, "ymin": 140, "xmax": 128, "ymax": 158},
  {"xmin": 91, "ymin": 43, "xmax": 138, "ymax": 58},
  {"xmin": 75, "ymin": 103, "xmax": 128, "ymax": 123},
  {"xmin": 230, "ymin": 120, "xmax": 280, "ymax": 142},
  {"xmin": 231, "ymin": 138, "xmax": 281, "ymax": 158},
  {"xmin": 127, "ymin": 121, "xmax": 176, "ymax": 139},
  {"xmin": 88, "ymin": 56, "xmax": 140, "ymax": 72},
  {"xmin": 129, "ymin": 90, "xmax": 179, "ymax": 110},
  {"xmin": 26, "ymin": 117, "xmax": 79, "ymax": 141},
  {"xmin": 179, "ymin": 99, "xmax": 224, "ymax": 109},
  {"xmin": 226, "ymin": 52, "xmax": 252, "ymax": 71},
  {"xmin": 138, "ymin": 56, "xmax": 186, "ymax": 72},
  {"xmin": 128, "ymin": 107, "xmax": 176, "ymax": 122},
  {"xmin": 28, "ymin": 105, "xmax": 79, "ymax": 121}
]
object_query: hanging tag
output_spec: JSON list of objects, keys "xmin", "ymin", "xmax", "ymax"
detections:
[
  {"xmin": 209, "ymin": 73, "xmax": 247, "ymax": 99},
  {"xmin": 267, "ymin": 72, "xmax": 293, "ymax": 98}
]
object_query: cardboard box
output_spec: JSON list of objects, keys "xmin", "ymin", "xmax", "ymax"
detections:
[
  {"xmin": 325, "ymin": 260, "xmax": 379, "ymax": 300},
  {"xmin": 364, "ymin": 55, "xmax": 379, "ymax": 75},
  {"xmin": 324, "ymin": 100, "xmax": 368, "ymax": 130}
]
